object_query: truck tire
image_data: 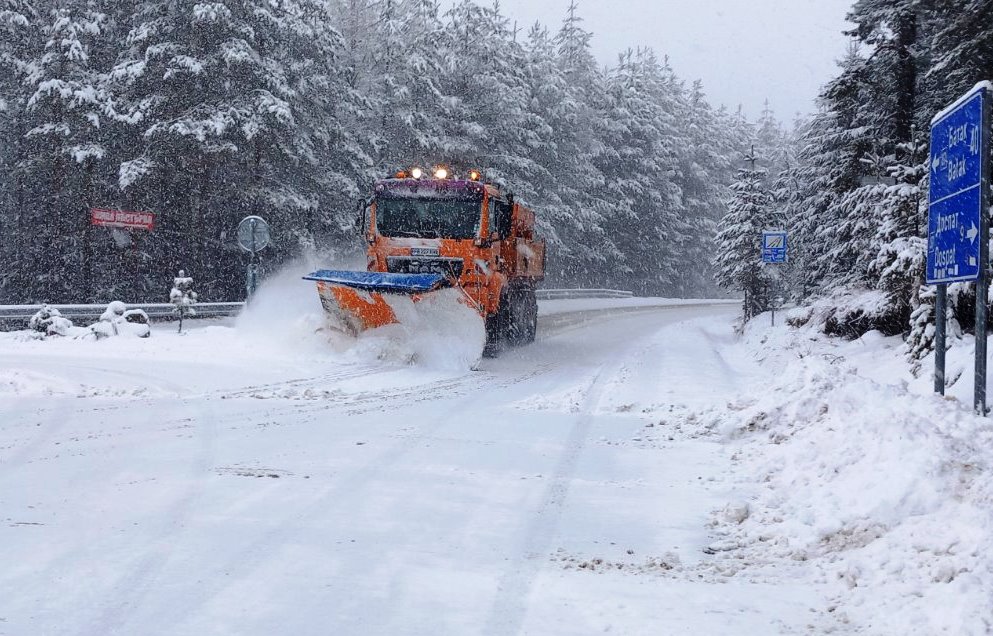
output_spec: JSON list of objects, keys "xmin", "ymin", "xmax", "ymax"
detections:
[
  {"xmin": 484, "ymin": 285, "xmax": 537, "ymax": 356},
  {"xmin": 507, "ymin": 285, "xmax": 537, "ymax": 346},
  {"xmin": 522, "ymin": 287, "xmax": 537, "ymax": 344},
  {"xmin": 483, "ymin": 289, "xmax": 512, "ymax": 357}
]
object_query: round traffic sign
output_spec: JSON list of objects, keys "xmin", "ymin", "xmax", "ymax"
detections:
[{"xmin": 237, "ymin": 216, "xmax": 271, "ymax": 253}]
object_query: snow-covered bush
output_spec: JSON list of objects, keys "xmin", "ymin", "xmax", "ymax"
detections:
[
  {"xmin": 89, "ymin": 301, "xmax": 150, "ymax": 339},
  {"xmin": 28, "ymin": 304, "xmax": 74, "ymax": 337},
  {"xmin": 794, "ymin": 288, "xmax": 908, "ymax": 339},
  {"xmin": 170, "ymin": 270, "xmax": 198, "ymax": 333}
]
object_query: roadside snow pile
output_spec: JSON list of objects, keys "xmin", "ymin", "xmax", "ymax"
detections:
[
  {"xmin": 91, "ymin": 301, "xmax": 150, "ymax": 338},
  {"xmin": 23, "ymin": 302, "xmax": 150, "ymax": 340},
  {"xmin": 28, "ymin": 304, "xmax": 77, "ymax": 337},
  {"xmin": 708, "ymin": 318, "xmax": 993, "ymax": 634}
]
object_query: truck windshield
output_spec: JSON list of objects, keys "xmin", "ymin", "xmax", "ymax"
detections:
[{"xmin": 375, "ymin": 196, "xmax": 481, "ymax": 239}]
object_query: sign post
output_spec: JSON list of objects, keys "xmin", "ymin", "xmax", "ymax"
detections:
[
  {"xmin": 761, "ymin": 231, "xmax": 788, "ymax": 326},
  {"xmin": 237, "ymin": 215, "xmax": 271, "ymax": 299},
  {"xmin": 927, "ymin": 82, "xmax": 992, "ymax": 414}
]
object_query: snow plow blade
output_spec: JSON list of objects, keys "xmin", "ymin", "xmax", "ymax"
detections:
[{"xmin": 303, "ymin": 270, "xmax": 451, "ymax": 335}]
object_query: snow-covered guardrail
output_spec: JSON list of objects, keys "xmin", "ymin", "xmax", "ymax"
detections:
[
  {"xmin": 535, "ymin": 288, "xmax": 634, "ymax": 300},
  {"xmin": 0, "ymin": 302, "xmax": 244, "ymax": 329}
]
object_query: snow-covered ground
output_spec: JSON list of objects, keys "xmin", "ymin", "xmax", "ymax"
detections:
[
  {"xmin": 1, "ymin": 284, "xmax": 989, "ymax": 634},
  {"xmin": 708, "ymin": 316, "xmax": 993, "ymax": 635}
]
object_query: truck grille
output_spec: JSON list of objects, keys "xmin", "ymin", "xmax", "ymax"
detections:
[{"xmin": 386, "ymin": 256, "xmax": 464, "ymax": 278}]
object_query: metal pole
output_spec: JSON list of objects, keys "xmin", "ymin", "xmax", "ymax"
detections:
[
  {"xmin": 976, "ymin": 89, "xmax": 991, "ymax": 416},
  {"xmin": 976, "ymin": 266, "xmax": 987, "ymax": 415},
  {"xmin": 935, "ymin": 284, "xmax": 946, "ymax": 395},
  {"xmin": 247, "ymin": 219, "xmax": 259, "ymax": 300}
]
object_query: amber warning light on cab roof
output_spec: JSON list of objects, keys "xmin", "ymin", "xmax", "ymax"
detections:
[{"xmin": 391, "ymin": 166, "xmax": 483, "ymax": 182}]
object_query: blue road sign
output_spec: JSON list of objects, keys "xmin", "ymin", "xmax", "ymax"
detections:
[
  {"xmin": 927, "ymin": 84, "xmax": 989, "ymax": 284},
  {"xmin": 761, "ymin": 231, "xmax": 788, "ymax": 264}
]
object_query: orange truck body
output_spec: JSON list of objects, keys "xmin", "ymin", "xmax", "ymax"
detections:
[{"xmin": 312, "ymin": 175, "xmax": 545, "ymax": 352}]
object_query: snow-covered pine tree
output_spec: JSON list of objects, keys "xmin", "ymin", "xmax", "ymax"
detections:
[
  {"xmin": 13, "ymin": 1, "xmax": 113, "ymax": 302},
  {"xmin": 370, "ymin": 0, "xmax": 452, "ymax": 171},
  {"xmin": 595, "ymin": 48, "xmax": 685, "ymax": 295},
  {"xmin": 674, "ymin": 81, "xmax": 734, "ymax": 297},
  {"xmin": 775, "ymin": 43, "xmax": 875, "ymax": 308},
  {"xmin": 546, "ymin": 1, "xmax": 616, "ymax": 287},
  {"xmin": 868, "ymin": 139, "xmax": 927, "ymax": 334},
  {"xmin": 0, "ymin": 0, "xmax": 40, "ymax": 294},
  {"xmin": 440, "ymin": 0, "xmax": 532, "ymax": 183},
  {"xmin": 268, "ymin": 0, "xmax": 371, "ymax": 251},
  {"xmin": 518, "ymin": 23, "xmax": 569, "ymax": 250},
  {"xmin": 925, "ymin": 0, "xmax": 993, "ymax": 115},
  {"xmin": 169, "ymin": 269, "xmax": 197, "ymax": 333},
  {"xmin": 328, "ymin": 0, "xmax": 378, "ymax": 92},
  {"xmin": 112, "ymin": 0, "xmax": 365, "ymax": 298},
  {"xmin": 668, "ymin": 78, "xmax": 729, "ymax": 298},
  {"xmin": 715, "ymin": 149, "xmax": 774, "ymax": 321},
  {"xmin": 754, "ymin": 99, "xmax": 789, "ymax": 188}
]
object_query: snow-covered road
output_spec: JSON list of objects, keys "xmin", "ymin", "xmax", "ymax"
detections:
[{"xmin": 1, "ymin": 299, "xmax": 826, "ymax": 635}]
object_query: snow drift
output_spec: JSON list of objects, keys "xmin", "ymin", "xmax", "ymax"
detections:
[{"xmin": 705, "ymin": 314, "xmax": 993, "ymax": 635}]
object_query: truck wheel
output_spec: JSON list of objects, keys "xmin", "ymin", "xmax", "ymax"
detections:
[
  {"xmin": 523, "ymin": 288, "xmax": 537, "ymax": 344},
  {"xmin": 507, "ymin": 286, "xmax": 537, "ymax": 346},
  {"xmin": 506, "ymin": 287, "xmax": 531, "ymax": 346},
  {"xmin": 483, "ymin": 290, "xmax": 512, "ymax": 357},
  {"xmin": 483, "ymin": 315, "xmax": 502, "ymax": 357}
]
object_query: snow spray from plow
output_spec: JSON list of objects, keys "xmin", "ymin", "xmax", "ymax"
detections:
[{"xmin": 235, "ymin": 262, "xmax": 484, "ymax": 370}]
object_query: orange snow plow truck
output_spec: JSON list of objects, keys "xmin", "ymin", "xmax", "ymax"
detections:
[{"xmin": 304, "ymin": 167, "xmax": 546, "ymax": 355}]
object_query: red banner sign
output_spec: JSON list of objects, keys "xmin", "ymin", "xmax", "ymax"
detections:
[{"xmin": 91, "ymin": 208, "xmax": 155, "ymax": 230}]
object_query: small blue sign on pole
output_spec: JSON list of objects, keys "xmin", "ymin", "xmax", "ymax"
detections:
[
  {"xmin": 761, "ymin": 231, "xmax": 788, "ymax": 264},
  {"xmin": 927, "ymin": 84, "xmax": 988, "ymax": 284}
]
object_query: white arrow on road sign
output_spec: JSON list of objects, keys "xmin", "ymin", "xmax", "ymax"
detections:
[{"xmin": 968, "ymin": 222, "xmax": 980, "ymax": 243}]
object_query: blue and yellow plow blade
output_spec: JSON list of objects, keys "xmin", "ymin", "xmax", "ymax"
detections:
[{"xmin": 303, "ymin": 270, "xmax": 450, "ymax": 334}]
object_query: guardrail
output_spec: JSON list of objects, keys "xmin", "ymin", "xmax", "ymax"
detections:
[
  {"xmin": 535, "ymin": 289, "xmax": 634, "ymax": 300},
  {"xmin": 0, "ymin": 289, "xmax": 635, "ymax": 330}
]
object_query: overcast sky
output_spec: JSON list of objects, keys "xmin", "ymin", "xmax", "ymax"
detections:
[{"xmin": 490, "ymin": 0, "xmax": 855, "ymax": 121}]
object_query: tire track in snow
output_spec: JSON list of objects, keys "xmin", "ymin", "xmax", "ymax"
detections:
[
  {"xmin": 481, "ymin": 334, "xmax": 648, "ymax": 636},
  {"xmin": 213, "ymin": 362, "xmax": 389, "ymax": 400},
  {"xmin": 75, "ymin": 397, "xmax": 219, "ymax": 636},
  {"xmin": 125, "ymin": 361, "xmax": 562, "ymax": 633},
  {"xmin": 197, "ymin": 306, "xmax": 724, "ymax": 635}
]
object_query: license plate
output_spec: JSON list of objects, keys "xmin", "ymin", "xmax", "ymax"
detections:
[{"xmin": 410, "ymin": 247, "xmax": 440, "ymax": 257}]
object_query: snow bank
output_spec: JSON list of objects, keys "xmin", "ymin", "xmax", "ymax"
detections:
[{"xmin": 706, "ymin": 315, "xmax": 993, "ymax": 634}]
